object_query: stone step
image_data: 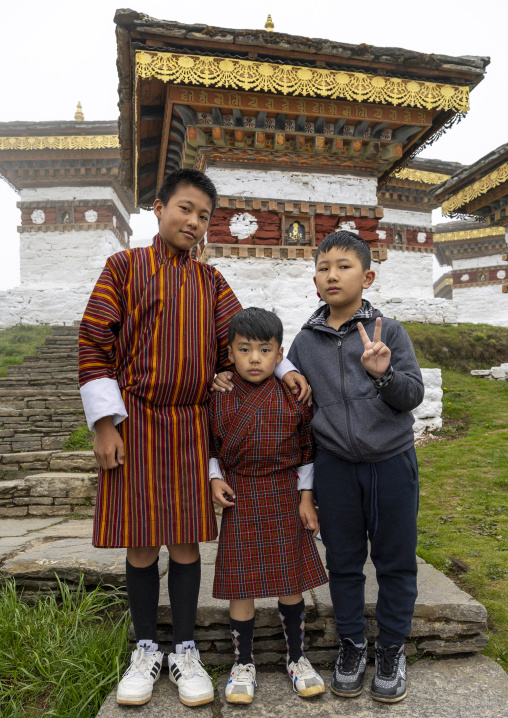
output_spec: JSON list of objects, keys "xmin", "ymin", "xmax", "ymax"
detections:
[
  {"xmin": 0, "ymin": 472, "xmax": 97, "ymax": 517},
  {"xmin": 0, "ymin": 531, "xmax": 488, "ymax": 659},
  {"xmin": 0, "ymin": 389, "xmax": 79, "ymax": 398},
  {"xmin": 0, "ymin": 450, "xmax": 96, "ymax": 477},
  {"xmin": 96, "ymin": 655, "xmax": 508, "ymax": 718}
]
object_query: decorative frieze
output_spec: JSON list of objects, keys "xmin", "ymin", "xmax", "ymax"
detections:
[
  {"xmin": 0, "ymin": 135, "xmax": 120, "ymax": 151},
  {"xmin": 204, "ymin": 244, "xmax": 388, "ymax": 262},
  {"xmin": 441, "ymin": 161, "xmax": 508, "ymax": 214},
  {"xmin": 136, "ymin": 51, "xmax": 470, "ymax": 112}
]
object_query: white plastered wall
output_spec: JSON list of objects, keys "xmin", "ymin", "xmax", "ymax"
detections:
[
  {"xmin": 453, "ymin": 254, "xmax": 506, "ymax": 271},
  {"xmin": 453, "ymin": 285, "xmax": 508, "ymax": 327},
  {"xmin": 206, "ymin": 168, "xmax": 379, "ymax": 206}
]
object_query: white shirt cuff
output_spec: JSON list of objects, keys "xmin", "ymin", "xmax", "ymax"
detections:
[
  {"xmin": 297, "ymin": 463, "xmax": 314, "ymax": 491},
  {"xmin": 274, "ymin": 356, "xmax": 297, "ymax": 380},
  {"xmin": 209, "ymin": 457, "xmax": 223, "ymax": 481},
  {"xmin": 80, "ymin": 378, "xmax": 128, "ymax": 431}
]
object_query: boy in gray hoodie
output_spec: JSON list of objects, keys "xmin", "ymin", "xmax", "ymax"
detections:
[{"xmin": 287, "ymin": 230, "xmax": 423, "ymax": 704}]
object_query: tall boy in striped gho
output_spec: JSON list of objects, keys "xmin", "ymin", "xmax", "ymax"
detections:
[
  {"xmin": 209, "ymin": 307, "xmax": 328, "ymax": 704},
  {"xmin": 78, "ymin": 169, "xmax": 309, "ymax": 708},
  {"xmin": 288, "ymin": 231, "xmax": 424, "ymax": 703}
]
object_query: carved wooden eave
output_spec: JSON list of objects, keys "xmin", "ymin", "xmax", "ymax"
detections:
[
  {"xmin": 114, "ymin": 9, "xmax": 489, "ymax": 207},
  {"xmin": 433, "ymin": 272, "xmax": 453, "ymax": 299},
  {"xmin": 380, "ymin": 157, "xmax": 464, "ymax": 210},
  {"xmin": 0, "ymin": 120, "xmax": 137, "ymax": 215},
  {"xmin": 433, "ymin": 220, "xmax": 507, "ymax": 266},
  {"xmin": 432, "ymin": 144, "xmax": 508, "ymax": 226}
]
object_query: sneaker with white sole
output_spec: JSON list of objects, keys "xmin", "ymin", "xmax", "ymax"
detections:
[
  {"xmin": 225, "ymin": 663, "xmax": 256, "ymax": 704},
  {"xmin": 287, "ymin": 656, "xmax": 325, "ymax": 698},
  {"xmin": 168, "ymin": 646, "xmax": 214, "ymax": 706},
  {"xmin": 116, "ymin": 646, "xmax": 163, "ymax": 705}
]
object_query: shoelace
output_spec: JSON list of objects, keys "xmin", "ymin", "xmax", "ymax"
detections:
[
  {"xmin": 337, "ymin": 641, "xmax": 363, "ymax": 673},
  {"xmin": 179, "ymin": 648, "xmax": 207, "ymax": 679},
  {"xmin": 231, "ymin": 664, "xmax": 256, "ymax": 686},
  {"xmin": 125, "ymin": 648, "xmax": 153, "ymax": 679},
  {"xmin": 292, "ymin": 656, "xmax": 314, "ymax": 679},
  {"xmin": 376, "ymin": 645, "xmax": 400, "ymax": 678}
]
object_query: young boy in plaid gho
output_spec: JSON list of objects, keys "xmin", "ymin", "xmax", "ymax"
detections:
[
  {"xmin": 209, "ymin": 308, "xmax": 328, "ymax": 704},
  {"xmin": 78, "ymin": 170, "xmax": 310, "ymax": 709},
  {"xmin": 287, "ymin": 231, "xmax": 424, "ymax": 703}
]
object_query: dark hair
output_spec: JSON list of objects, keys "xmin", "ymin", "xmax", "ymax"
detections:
[
  {"xmin": 228, "ymin": 307, "xmax": 283, "ymax": 347},
  {"xmin": 315, "ymin": 230, "xmax": 371, "ymax": 270},
  {"xmin": 156, "ymin": 169, "xmax": 218, "ymax": 216}
]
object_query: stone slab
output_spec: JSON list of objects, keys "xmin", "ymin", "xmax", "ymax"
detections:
[
  {"xmin": 312, "ymin": 562, "xmax": 487, "ymax": 624},
  {"xmin": 96, "ymin": 674, "xmax": 214, "ymax": 717},
  {"xmin": 0, "ymin": 517, "xmax": 61, "ymax": 536},
  {"xmin": 97, "ymin": 656, "xmax": 508, "ymax": 718},
  {"xmin": 33, "ymin": 518, "xmax": 94, "ymax": 538}
]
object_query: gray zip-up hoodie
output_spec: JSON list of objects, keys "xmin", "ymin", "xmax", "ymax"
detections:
[{"xmin": 287, "ymin": 306, "xmax": 424, "ymax": 463}]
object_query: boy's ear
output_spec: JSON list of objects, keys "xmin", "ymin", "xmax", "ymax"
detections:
[
  {"xmin": 227, "ymin": 344, "xmax": 234, "ymax": 364},
  {"xmin": 276, "ymin": 346, "xmax": 284, "ymax": 364},
  {"xmin": 153, "ymin": 198, "xmax": 163, "ymax": 219},
  {"xmin": 313, "ymin": 275, "xmax": 317, "ymax": 287},
  {"xmin": 363, "ymin": 269, "xmax": 375, "ymax": 289}
]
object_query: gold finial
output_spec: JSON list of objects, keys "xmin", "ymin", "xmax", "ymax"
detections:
[
  {"xmin": 74, "ymin": 102, "xmax": 84, "ymax": 122},
  {"xmin": 264, "ymin": 14, "xmax": 274, "ymax": 32}
]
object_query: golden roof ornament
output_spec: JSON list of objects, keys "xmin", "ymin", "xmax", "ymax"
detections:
[
  {"xmin": 264, "ymin": 14, "xmax": 274, "ymax": 32},
  {"xmin": 74, "ymin": 102, "xmax": 84, "ymax": 122}
]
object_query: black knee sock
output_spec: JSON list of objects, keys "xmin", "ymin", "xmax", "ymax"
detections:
[
  {"xmin": 230, "ymin": 616, "xmax": 255, "ymax": 666},
  {"xmin": 168, "ymin": 556, "xmax": 201, "ymax": 650},
  {"xmin": 126, "ymin": 557, "xmax": 159, "ymax": 643},
  {"xmin": 279, "ymin": 600, "xmax": 305, "ymax": 664}
]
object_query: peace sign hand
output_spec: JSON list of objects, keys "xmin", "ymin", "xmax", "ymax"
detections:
[{"xmin": 357, "ymin": 317, "xmax": 391, "ymax": 379}]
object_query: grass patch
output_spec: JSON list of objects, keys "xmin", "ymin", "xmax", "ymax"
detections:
[
  {"xmin": 62, "ymin": 425, "xmax": 94, "ymax": 451},
  {"xmin": 416, "ymin": 368, "xmax": 508, "ymax": 672},
  {"xmin": 0, "ymin": 576, "xmax": 130, "ymax": 717},
  {"xmin": 0, "ymin": 325, "xmax": 52, "ymax": 377},
  {"xmin": 403, "ymin": 322, "xmax": 508, "ymax": 373}
]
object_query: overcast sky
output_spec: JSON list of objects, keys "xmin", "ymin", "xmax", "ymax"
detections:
[{"xmin": 0, "ymin": 0, "xmax": 506, "ymax": 290}]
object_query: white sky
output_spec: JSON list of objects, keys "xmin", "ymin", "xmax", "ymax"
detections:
[{"xmin": 0, "ymin": 0, "xmax": 506, "ymax": 290}]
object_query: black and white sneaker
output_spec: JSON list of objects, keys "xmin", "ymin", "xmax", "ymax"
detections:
[
  {"xmin": 116, "ymin": 645, "xmax": 163, "ymax": 705},
  {"xmin": 168, "ymin": 645, "xmax": 214, "ymax": 706},
  {"xmin": 330, "ymin": 638, "xmax": 368, "ymax": 698},
  {"xmin": 370, "ymin": 642, "xmax": 407, "ymax": 703}
]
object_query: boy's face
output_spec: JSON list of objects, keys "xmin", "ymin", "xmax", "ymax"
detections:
[
  {"xmin": 153, "ymin": 184, "xmax": 212, "ymax": 255},
  {"xmin": 314, "ymin": 247, "xmax": 375, "ymax": 310},
  {"xmin": 228, "ymin": 334, "xmax": 283, "ymax": 384}
]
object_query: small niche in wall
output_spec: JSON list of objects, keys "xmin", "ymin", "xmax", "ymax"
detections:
[
  {"xmin": 393, "ymin": 230, "xmax": 406, "ymax": 245},
  {"xmin": 59, "ymin": 208, "xmax": 74, "ymax": 224},
  {"xmin": 283, "ymin": 215, "xmax": 313, "ymax": 246}
]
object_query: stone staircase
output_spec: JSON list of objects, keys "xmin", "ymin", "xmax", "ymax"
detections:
[{"xmin": 0, "ymin": 325, "xmax": 84, "ymax": 455}]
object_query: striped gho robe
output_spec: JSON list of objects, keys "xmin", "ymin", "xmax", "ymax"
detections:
[
  {"xmin": 78, "ymin": 233, "xmax": 241, "ymax": 547},
  {"xmin": 209, "ymin": 371, "xmax": 328, "ymax": 600}
]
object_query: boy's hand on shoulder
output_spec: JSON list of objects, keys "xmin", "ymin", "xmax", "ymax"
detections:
[
  {"xmin": 357, "ymin": 317, "xmax": 391, "ymax": 379},
  {"xmin": 299, "ymin": 490, "xmax": 320, "ymax": 537},
  {"xmin": 283, "ymin": 371, "xmax": 312, "ymax": 406},
  {"xmin": 210, "ymin": 478, "xmax": 236, "ymax": 507},
  {"xmin": 94, "ymin": 416, "xmax": 125, "ymax": 470},
  {"xmin": 212, "ymin": 371, "xmax": 234, "ymax": 393}
]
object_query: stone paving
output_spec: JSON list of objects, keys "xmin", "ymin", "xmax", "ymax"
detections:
[{"xmin": 96, "ymin": 657, "xmax": 508, "ymax": 718}]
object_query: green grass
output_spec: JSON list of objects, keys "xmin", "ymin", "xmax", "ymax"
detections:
[
  {"xmin": 0, "ymin": 325, "xmax": 52, "ymax": 377},
  {"xmin": 416, "ymin": 368, "xmax": 508, "ymax": 672},
  {"xmin": 0, "ymin": 577, "xmax": 130, "ymax": 717},
  {"xmin": 403, "ymin": 322, "xmax": 508, "ymax": 373},
  {"xmin": 62, "ymin": 425, "xmax": 94, "ymax": 452}
]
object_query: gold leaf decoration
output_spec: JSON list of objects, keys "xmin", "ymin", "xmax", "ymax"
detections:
[
  {"xmin": 135, "ymin": 51, "xmax": 470, "ymax": 112},
  {"xmin": 433, "ymin": 226, "xmax": 506, "ymax": 243},
  {"xmin": 0, "ymin": 135, "xmax": 120, "ymax": 151},
  {"xmin": 441, "ymin": 162, "xmax": 508, "ymax": 214},
  {"xmin": 392, "ymin": 168, "xmax": 451, "ymax": 185}
]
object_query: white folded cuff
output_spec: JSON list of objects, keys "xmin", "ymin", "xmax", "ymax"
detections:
[
  {"xmin": 274, "ymin": 356, "xmax": 297, "ymax": 380},
  {"xmin": 80, "ymin": 377, "xmax": 128, "ymax": 431},
  {"xmin": 297, "ymin": 463, "xmax": 314, "ymax": 491},
  {"xmin": 209, "ymin": 457, "xmax": 223, "ymax": 481}
]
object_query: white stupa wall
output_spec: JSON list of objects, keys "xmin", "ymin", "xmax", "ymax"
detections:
[
  {"xmin": 20, "ymin": 230, "xmax": 124, "ymax": 287},
  {"xmin": 206, "ymin": 168, "xmax": 379, "ymax": 206},
  {"xmin": 453, "ymin": 254, "xmax": 506, "ymax": 271},
  {"xmin": 453, "ymin": 286, "xmax": 508, "ymax": 327}
]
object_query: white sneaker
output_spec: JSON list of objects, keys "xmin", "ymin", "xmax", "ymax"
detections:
[
  {"xmin": 168, "ymin": 646, "xmax": 214, "ymax": 706},
  {"xmin": 116, "ymin": 646, "xmax": 163, "ymax": 705},
  {"xmin": 287, "ymin": 656, "xmax": 325, "ymax": 698},
  {"xmin": 225, "ymin": 663, "xmax": 256, "ymax": 704}
]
